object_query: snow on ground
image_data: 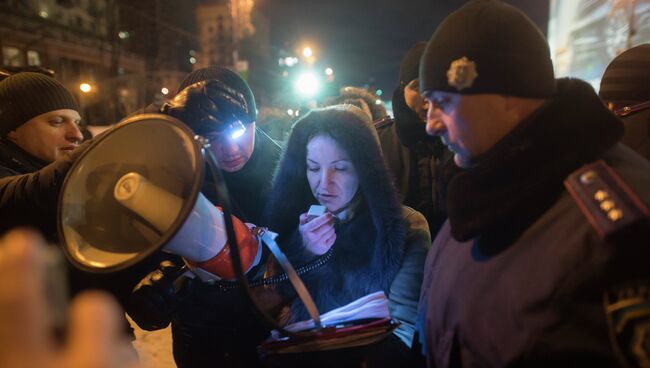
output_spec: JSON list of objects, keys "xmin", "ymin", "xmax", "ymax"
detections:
[{"xmin": 128, "ymin": 315, "xmax": 176, "ymax": 368}]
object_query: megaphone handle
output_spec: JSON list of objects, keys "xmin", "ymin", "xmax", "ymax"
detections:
[{"xmin": 260, "ymin": 230, "xmax": 322, "ymax": 329}]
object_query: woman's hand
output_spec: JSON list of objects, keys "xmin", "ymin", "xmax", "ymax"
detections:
[{"xmin": 298, "ymin": 212, "xmax": 336, "ymax": 257}]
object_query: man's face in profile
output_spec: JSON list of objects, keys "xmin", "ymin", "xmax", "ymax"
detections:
[
  {"xmin": 424, "ymin": 91, "xmax": 513, "ymax": 168},
  {"xmin": 404, "ymin": 79, "xmax": 429, "ymax": 121}
]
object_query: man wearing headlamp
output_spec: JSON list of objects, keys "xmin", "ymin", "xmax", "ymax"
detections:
[
  {"xmin": 162, "ymin": 66, "xmax": 282, "ymax": 224},
  {"xmin": 128, "ymin": 66, "xmax": 283, "ymax": 367}
]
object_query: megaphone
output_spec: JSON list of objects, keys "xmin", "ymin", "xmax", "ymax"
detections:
[{"xmin": 57, "ymin": 114, "xmax": 260, "ymax": 280}]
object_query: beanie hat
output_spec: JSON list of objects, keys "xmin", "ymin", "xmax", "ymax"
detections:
[
  {"xmin": 0, "ymin": 72, "xmax": 79, "ymax": 137},
  {"xmin": 599, "ymin": 43, "xmax": 650, "ymax": 102},
  {"xmin": 420, "ymin": 0, "xmax": 556, "ymax": 98},
  {"xmin": 399, "ymin": 42, "xmax": 427, "ymax": 86},
  {"xmin": 177, "ymin": 66, "xmax": 256, "ymax": 124}
]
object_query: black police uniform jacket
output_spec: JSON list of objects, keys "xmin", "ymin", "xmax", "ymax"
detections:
[{"xmin": 417, "ymin": 78, "xmax": 650, "ymax": 367}]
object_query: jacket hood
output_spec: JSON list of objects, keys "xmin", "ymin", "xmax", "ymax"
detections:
[{"xmin": 264, "ymin": 105, "xmax": 405, "ymax": 263}]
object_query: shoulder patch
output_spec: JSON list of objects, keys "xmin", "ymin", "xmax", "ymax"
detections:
[
  {"xmin": 604, "ymin": 280, "xmax": 650, "ymax": 368},
  {"xmin": 564, "ymin": 160, "xmax": 650, "ymax": 240},
  {"xmin": 374, "ymin": 117, "xmax": 395, "ymax": 130}
]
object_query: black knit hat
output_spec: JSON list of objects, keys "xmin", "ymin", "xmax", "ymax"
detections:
[
  {"xmin": 420, "ymin": 0, "xmax": 556, "ymax": 98},
  {"xmin": 599, "ymin": 43, "xmax": 650, "ymax": 103},
  {"xmin": 177, "ymin": 66, "xmax": 256, "ymax": 124},
  {"xmin": 0, "ymin": 72, "xmax": 79, "ymax": 137},
  {"xmin": 399, "ymin": 42, "xmax": 427, "ymax": 86}
]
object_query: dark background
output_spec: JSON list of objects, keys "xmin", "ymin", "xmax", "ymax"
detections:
[{"xmin": 257, "ymin": 0, "xmax": 550, "ymax": 95}]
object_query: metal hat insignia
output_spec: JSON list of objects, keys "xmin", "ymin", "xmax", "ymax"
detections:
[{"xmin": 447, "ymin": 57, "xmax": 478, "ymax": 91}]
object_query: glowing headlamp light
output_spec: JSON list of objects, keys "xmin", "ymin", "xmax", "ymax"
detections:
[{"xmin": 228, "ymin": 120, "xmax": 246, "ymax": 139}]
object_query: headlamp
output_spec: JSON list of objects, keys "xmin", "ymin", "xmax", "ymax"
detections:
[{"xmin": 229, "ymin": 120, "xmax": 246, "ymax": 139}]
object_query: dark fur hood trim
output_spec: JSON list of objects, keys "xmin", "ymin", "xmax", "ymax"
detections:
[
  {"xmin": 263, "ymin": 105, "xmax": 406, "ymax": 281},
  {"xmin": 264, "ymin": 106, "xmax": 404, "ymax": 239},
  {"xmin": 447, "ymin": 78, "xmax": 624, "ymax": 253}
]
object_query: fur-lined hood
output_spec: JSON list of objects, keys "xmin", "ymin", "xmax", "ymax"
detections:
[
  {"xmin": 263, "ymin": 105, "xmax": 407, "ymax": 320},
  {"xmin": 263, "ymin": 105, "xmax": 403, "ymax": 246}
]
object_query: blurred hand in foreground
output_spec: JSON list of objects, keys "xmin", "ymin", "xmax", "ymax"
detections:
[{"xmin": 0, "ymin": 229, "xmax": 140, "ymax": 368}]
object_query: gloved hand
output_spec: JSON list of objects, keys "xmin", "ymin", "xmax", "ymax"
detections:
[
  {"xmin": 160, "ymin": 79, "xmax": 252, "ymax": 135},
  {"xmin": 127, "ymin": 260, "xmax": 186, "ymax": 331}
]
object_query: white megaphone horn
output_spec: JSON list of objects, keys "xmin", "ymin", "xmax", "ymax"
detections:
[
  {"xmin": 58, "ymin": 113, "xmax": 322, "ymax": 328},
  {"xmin": 58, "ymin": 114, "xmax": 259, "ymax": 280},
  {"xmin": 113, "ymin": 172, "xmax": 261, "ymax": 281}
]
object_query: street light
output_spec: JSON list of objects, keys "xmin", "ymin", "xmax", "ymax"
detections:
[
  {"xmin": 295, "ymin": 72, "xmax": 320, "ymax": 98},
  {"xmin": 79, "ymin": 83, "xmax": 93, "ymax": 93},
  {"xmin": 303, "ymin": 47, "xmax": 313, "ymax": 58},
  {"xmin": 324, "ymin": 67, "xmax": 333, "ymax": 76}
]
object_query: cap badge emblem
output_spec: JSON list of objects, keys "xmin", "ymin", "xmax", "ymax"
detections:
[{"xmin": 447, "ymin": 57, "xmax": 478, "ymax": 91}]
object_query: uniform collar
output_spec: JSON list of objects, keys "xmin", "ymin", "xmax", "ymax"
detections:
[{"xmin": 445, "ymin": 78, "xmax": 623, "ymax": 253}]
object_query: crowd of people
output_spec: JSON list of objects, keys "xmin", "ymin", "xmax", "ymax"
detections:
[{"xmin": 1, "ymin": 0, "xmax": 649, "ymax": 367}]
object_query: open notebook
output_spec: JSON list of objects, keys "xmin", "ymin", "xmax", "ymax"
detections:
[{"xmin": 259, "ymin": 291, "xmax": 399, "ymax": 354}]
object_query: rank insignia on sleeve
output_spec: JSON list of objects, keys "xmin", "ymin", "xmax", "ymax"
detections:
[
  {"xmin": 604, "ymin": 280, "xmax": 650, "ymax": 368},
  {"xmin": 564, "ymin": 160, "xmax": 650, "ymax": 241},
  {"xmin": 447, "ymin": 57, "xmax": 478, "ymax": 91}
]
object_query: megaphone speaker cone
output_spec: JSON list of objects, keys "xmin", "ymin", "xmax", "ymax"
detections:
[{"xmin": 58, "ymin": 114, "xmax": 203, "ymax": 272}]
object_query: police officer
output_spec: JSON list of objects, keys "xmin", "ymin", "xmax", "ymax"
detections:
[{"xmin": 416, "ymin": 1, "xmax": 650, "ymax": 367}]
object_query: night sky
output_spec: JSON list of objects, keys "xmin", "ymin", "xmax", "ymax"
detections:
[{"xmin": 257, "ymin": 0, "xmax": 549, "ymax": 97}]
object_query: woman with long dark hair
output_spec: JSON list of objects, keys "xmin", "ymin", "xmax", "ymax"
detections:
[{"xmin": 264, "ymin": 105, "xmax": 430, "ymax": 365}]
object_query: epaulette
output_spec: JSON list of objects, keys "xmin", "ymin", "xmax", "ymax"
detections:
[
  {"xmin": 564, "ymin": 160, "xmax": 650, "ymax": 240},
  {"xmin": 373, "ymin": 116, "xmax": 395, "ymax": 130},
  {"xmin": 615, "ymin": 100, "xmax": 650, "ymax": 118}
]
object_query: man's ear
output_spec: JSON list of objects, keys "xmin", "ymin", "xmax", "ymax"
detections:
[{"xmin": 505, "ymin": 96, "xmax": 546, "ymax": 123}]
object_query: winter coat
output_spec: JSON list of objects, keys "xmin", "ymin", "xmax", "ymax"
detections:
[
  {"xmin": 375, "ymin": 87, "xmax": 450, "ymax": 236},
  {"xmin": 417, "ymin": 78, "xmax": 650, "ymax": 367},
  {"xmin": 281, "ymin": 204, "xmax": 430, "ymax": 347},
  {"xmin": 0, "ymin": 140, "xmax": 61, "ymax": 236},
  {"xmin": 262, "ymin": 106, "xmax": 431, "ymax": 366}
]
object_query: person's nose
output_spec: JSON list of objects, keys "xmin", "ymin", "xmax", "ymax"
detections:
[
  {"xmin": 220, "ymin": 139, "xmax": 240, "ymax": 157},
  {"xmin": 426, "ymin": 104, "xmax": 446, "ymax": 136},
  {"xmin": 66, "ymin": 122, "xmax": 83, "ymax": 144},
  {"xmin": 320, "ymin": 168, "xmax": 334, "ymax": 191}
]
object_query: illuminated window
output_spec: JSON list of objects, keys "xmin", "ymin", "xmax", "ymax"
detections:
[
  {"xmin": 2, "ymin": 46, "xmax": 23, "ymax": 66},
  {"xmin": 27, "ymin": 50, "xmax": 41, "ymax": 66}
]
